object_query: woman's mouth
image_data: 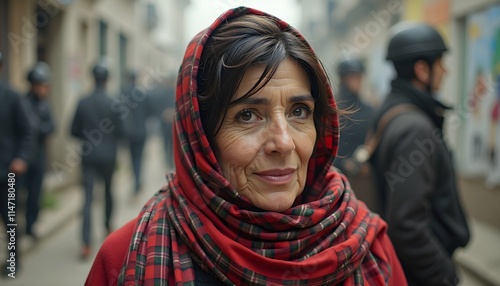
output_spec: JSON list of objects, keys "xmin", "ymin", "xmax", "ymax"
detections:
[{"xmin": 255, "ymin": 168, "xmax": 296, "ymax": 185}]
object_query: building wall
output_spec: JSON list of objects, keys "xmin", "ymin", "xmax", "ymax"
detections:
[
  {"xmin": 452, "ymin": 0, "xmax": 499, "ymax": 16},
  {"xmin": 7, "ymin": 0, "xmax": 38, "ymax": 91},
  {"xmin": 448, "ymin": 0, "xmax": 500, "ymax": 187}
]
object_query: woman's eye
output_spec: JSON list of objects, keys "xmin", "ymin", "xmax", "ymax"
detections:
[
  {"xmin": 290, "ymin": 106, "xmax": 312, "ymax": 119},
  {"xmin": 241, "ymin": 111, "xmax": 253, "ymax": 121},
  {"xmin": 236, "ymin": 109, "xmax": 260, "ymax": 123}
]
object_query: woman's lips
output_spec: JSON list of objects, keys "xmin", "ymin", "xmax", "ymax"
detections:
[{"xmin": 255, "ymin": 169, "xmax": 295, "ymax": 184}]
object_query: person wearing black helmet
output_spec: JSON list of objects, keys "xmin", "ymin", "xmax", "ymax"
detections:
[
  {"xmin": 70, "ymin": 60, "xmax": 122, "ymax": 259},
  {"xmin": 370, "ymin": 23, "xmax": 470, "ymax": 285},
  {"xmin": 21, "ymin": 62, "xmax": 55, "ymax": 239},
  {"xmin": 0, "ymin": 52, "xmax": 35, "ymax": 276}
]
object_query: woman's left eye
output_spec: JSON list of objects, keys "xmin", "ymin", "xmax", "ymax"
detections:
[{"xmin": 290, "ymin": 105, "xmax": 312, "ymax": 119}]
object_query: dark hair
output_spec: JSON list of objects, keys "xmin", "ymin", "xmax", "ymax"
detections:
[{"xmin": 197, "ymin": 14, "xmax": 337, "ymax": 147}]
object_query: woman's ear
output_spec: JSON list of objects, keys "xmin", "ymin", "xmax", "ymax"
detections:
[{"xmin": 413, "ymin": 60, "xmax": 430, "ymax": 83}]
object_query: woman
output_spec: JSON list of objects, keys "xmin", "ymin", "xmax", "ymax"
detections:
[{"xmin": 85, "ymin": 7, "xmax": 406, "ymax": 285}]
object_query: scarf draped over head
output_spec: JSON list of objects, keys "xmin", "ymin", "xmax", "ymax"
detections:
[{"xmin": 119, "ymin": 6, "xmax": 391, "ymax": 286}]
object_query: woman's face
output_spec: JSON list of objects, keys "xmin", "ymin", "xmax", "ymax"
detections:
[{"xmin": 214, "ymin": 58, "xmax": 316, "ymax": 212}]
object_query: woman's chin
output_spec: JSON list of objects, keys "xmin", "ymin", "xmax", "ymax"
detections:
[{"xmin": 252, "ymin": 195, "xmax": 296, "ymax": 212}]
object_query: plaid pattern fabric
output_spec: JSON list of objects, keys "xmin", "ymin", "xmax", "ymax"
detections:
[{"xmin": 118, "ymin": 7, "xmax": 391, "ymax": 286}]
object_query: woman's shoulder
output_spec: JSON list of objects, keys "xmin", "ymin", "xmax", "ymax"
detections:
[
  {"xmin": 102, "ymin": 218, "xmax": 137, "ymax": 256},
  {"xmin": 85, "ymin": 218, "xmax": 138, "ymax": 286}
]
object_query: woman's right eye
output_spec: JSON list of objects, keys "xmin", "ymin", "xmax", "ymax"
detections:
[{"xmin": 236, "ymin": 109, "xmax": 260, "ymax": 123}]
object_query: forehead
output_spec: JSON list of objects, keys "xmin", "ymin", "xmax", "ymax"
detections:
[
  {"xmin": 245, "ymin": 58, "xmax": 307, "ymax": 80},
  {"xmin": 236, "ymin": 58, "xmax": 310, "ymax": 96}
]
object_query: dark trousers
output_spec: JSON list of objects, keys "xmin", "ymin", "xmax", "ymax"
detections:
[
  {"xmin": 22, "ymin": 153, "xmax": 46, "ymax": 234},
  {"xmin": 129, "ymin": 138, "xmax": 145, "ymax": 193},
  {"xmin": 81, "ymin": 161, "xmax": 114, "ymax": 247}
]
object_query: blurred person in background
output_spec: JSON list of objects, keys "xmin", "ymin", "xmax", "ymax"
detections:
[
  {"xmin": 149, "ymin": 76, "xmax": 176, "ymax": 170},
  {"xmin": 0, "ymin": 51, "xmax": 35, "ymax": 275},
  {"xmin": 85, "ymin": 7, "xmax": 406, "ymax": 285},
  {"xmin": 335, "ymin": 59, "xmax": 373, "ymax": 175},
  {"xmin": 120, "ymin": 70, "xmax": 153, "ymax": 197},
  {"xmin": 333, "ymin": 59, "xmax": 377, "ymax": 211},
  {"xmin": 334, "ymin": 58, "xmax": 374, "ymax": 175},
  {"xmin": 70, "ymin": 61, "xmax": 122, "ymax": 260},
  {"xmin": 21, "ymin": 62, "xmax": 55, "ymax": 240},
  {"xmin": 370, "ymin": 23, "xmax": 470, "ymax": 285}
]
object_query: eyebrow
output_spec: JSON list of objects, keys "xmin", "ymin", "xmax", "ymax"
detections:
[{"xmin": 233, "ymin": 94, "xmax": 314, "ymax": 106}]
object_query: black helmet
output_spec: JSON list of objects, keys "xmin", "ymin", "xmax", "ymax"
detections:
[
  {"xmin": 337, "ymin": 59, "xmax": 364, "ymax": 78},
  {"xmin": 27, "ymin": 61, "xmax": 51, "ymax": 84},
  {"xmin": 386, "ymin": 23, "xmax": 448, "ymax": 62},
  {"xmin": 92, "ymin": 61, "xmax": 109, "ymax": 81}
]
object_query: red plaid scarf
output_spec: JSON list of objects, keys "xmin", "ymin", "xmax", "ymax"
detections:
[{"xmin": 119, "ymin": 7, "xmax": 391, "ymax": 286}]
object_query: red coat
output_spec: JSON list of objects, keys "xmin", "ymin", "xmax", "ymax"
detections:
[{"xmin": 85, "ymin": 219, "xmax": 136, "ymax": 286}]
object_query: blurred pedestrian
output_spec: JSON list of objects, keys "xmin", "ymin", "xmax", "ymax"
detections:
[
  {"xmin": 70, "ymin": 61, "xmax": 122, "ymax": 260},
  {"xmin": 120, "ymin": 70, "xmax": 152, "ymax": 196},
  {"xmin": 0, "ymin": 51, "xmax": 35, "ymax": 275},
  {"xmin": 85, "ymin": 7, "xmax": 407, "ymax": 285},
  {"xmin": 21, "ymin": 62, "xmax": 55, "ymax": 239},
  {"xmin": 335, "ymin": 58, "xmax": 374, "ymax": 173},
  {"xmin": 333, "ymin": 58, "xmax": 378, "ymax": 212},
  {"xmin": 149, "ymin": 77, "xmax": 175, "ymax": 170},
  {"xmin": 370, "ymin": 23, "xmax": 470, "ymax": 285}
]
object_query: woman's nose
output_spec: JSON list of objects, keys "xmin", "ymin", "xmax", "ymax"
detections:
[{"xmin": 264, "ymin": 118, "xmax": 295, "ymax": 155}]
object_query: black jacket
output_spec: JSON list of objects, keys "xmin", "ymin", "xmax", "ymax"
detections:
[
  {"xmin": 70, "ymin": 87, "xmax": 122, "ymax": 165},
  {"xmin": 334, "ymin": 84, "xmax": 373, "ymax": 173},
  {"xmin": 0, "ymin": 81, "xmax": 35, "ymax": 175},
  {"xmin": 23, "ymin": 92, "xmax": 55, "ymax": 162},
  {"xmin": 371, "ymin": 78, "xmax": 470, "ymax": 286}
]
